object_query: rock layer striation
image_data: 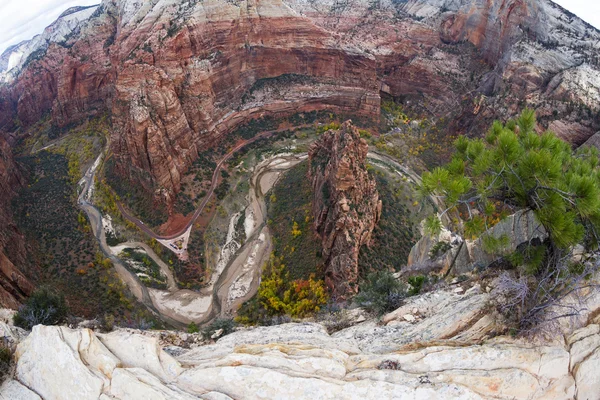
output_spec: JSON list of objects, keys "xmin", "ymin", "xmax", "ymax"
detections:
[
  {"xmin": 2, "ymin": 284, "xmax": 600, "ymax": 399},
  {"xmin": 1, "ymin": 0, "xmax": 599, "ymax": 208},
  {"xmin": 0, "ymin": 138, "xmax": 33, "ymax": 309}
]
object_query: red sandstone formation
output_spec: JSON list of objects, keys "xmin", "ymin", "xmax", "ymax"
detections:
[
  {"xmin": 0, "ymin": 137, "xmax": 34, "ymax": 308},
  {"xmin": 309, "ymin": 121, "xmax": 382, "ymax": 300},
  {"xmin": 0, "ymin": 0, "xmax": 598, "ymax": 208}
]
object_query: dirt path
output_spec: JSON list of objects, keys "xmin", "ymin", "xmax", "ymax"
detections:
[
  {"xmin": 118, "ymin": 125, "xmax": 313, "ymax": 242},
  {"xmin": 213, "ymin": 153, "xmax": 307, "ymax": 317},
  {"xmin": 78, "ymin": 152, "xmax": 184, "ymax": 328},
  {"xmin": 80, "ymin": 141, "xmax": 431, "ymax": 327}
]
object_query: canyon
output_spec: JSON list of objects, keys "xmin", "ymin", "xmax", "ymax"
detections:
[
  {"xmin": 0, "ymin": 1, "xmax": 599, "ymax": 397},
  {"xmin": 1, "ymin": 0, "xmax": 599, "ymax": 211}
]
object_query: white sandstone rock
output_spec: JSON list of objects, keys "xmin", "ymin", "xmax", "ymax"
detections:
[
  {"xmin": 15, "ymin": 326, "xmax": 118, "ymax": 400},
  {"xmin": 0, "ymin": 380, "xmax": 41, "ymax": 400},
  {"xmin": 403, "ymin": 314, "xmax": 416, "ymax": 323},
  {"xmin": 99, "ymin": 330, "xmax": 182, "ymax": 382}
]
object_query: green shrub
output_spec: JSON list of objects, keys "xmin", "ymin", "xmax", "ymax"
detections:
[
  {"xmin": 202, "ymin": 318, "xmax": 236, "ymax": 341},
  {"xmin": 428, "ymin": 241, "xmax": 452, "ymax": 259},
  {"xmin": 355, "ymin": 271, "xmax": 406, "ymax": 315},
  {"xmin": 0, "ymin": 344, "xmax": 12, "ymax": 383},
  {"xmin": 14, "ymin": 287, "xmax": 69, "ymax": 330},
  {"xmin": 407, "ymin": 275, "xmax": 426, "ymax": 296},
  {"xmin": 187, "ymin": 322, "xmax": 199, "ymax": 334},
  {"xmin": 420, "ymin": 109, "xmax": 600, "ymax": 332}
]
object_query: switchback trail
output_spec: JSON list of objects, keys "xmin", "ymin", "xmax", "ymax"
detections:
[{"xmin": 117, "ymin": 125, "xmax": 312, "ymax": 241}]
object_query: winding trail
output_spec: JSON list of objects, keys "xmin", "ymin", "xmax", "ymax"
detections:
[
  {"xmin": 79, "ymin": 133, "xmax": 432, "ymax": 327},
  {"xmin": 79, "ymin": 143, "xmax": 307, "ymax": 326},
  {"xmin": 117, "ymin": 125, "xmax": 311, "ymax": 241},
  {"xmin": 77, "ymin": 152, "xmax": 184, "ymax": 328}
]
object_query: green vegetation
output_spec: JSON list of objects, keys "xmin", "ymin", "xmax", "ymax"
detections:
[
  {"xmin": 13, "ymin": 152, "xmax": 149, "ymax": 322},
  {"xmin": 215, "ymin": 178, "xmax": 231, "ymax": 200},
  {"xmin": 119, "ymin": 248, "xmax": 167, "ymax": 290},
  {"xmin": 104, "ymin": 158, "xmax": 168, "ymax": 228},
  {"xmin": 177, "ymin": 228, "xmax": 207, "ymax": 290},
  {"xmin": 358, "ymin": 173, "xmax": 418, "ymax": 274},
  {"xmin": 420, "ymin": 109, "xmax": 600, "ymax": 332},
  {"xmin": 355, "ymin": 271, "xmax": 406, "ymax": 316},
  {"xmin": 14, "ymin": 287, "xmax": 68, "ymax": 330},
  {"xmin": 376, "ymin": 100, "xmax": 456, "ymax": 170},
  {"xmin": 187, "ymin": 322, "xmax": 199, "ymax": 334},
  {"xmin": 0, "ymin": 344, "xmax": 12, "ymax": 383},
  {"xmin": 407, "ymin": 275, "xmax": 426, "ymax": 296},
  {"xmin": 267, "ymin": 162, "xmax": 324, "ymax": 280}
]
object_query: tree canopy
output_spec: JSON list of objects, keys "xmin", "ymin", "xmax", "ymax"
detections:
[
  {"xmin": 420, "ymin": 109, "xmax": 600, "ymax": 253},
  {"xmin": 419, "ymin": 109, "xmax": 600, "ymax": 332}
]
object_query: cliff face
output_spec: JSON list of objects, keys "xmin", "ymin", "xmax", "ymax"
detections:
[
  {"xmin": 0, "ymin": 0, "xmax": 599, "ymax": 205},
  {"xmin": 309, "ymin": 121, "xmax": 381, "ymax": 299},
  {"xmin": 0, "ymin": 138, "xmax": 34, "ymax": 309}
]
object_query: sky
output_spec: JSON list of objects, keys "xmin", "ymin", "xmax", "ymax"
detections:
[
  {"xmin": 0, "ymin": 0, "xmax": 599, "ymax": 55},
  {"xmin": 0, "ymin": 0, "xmax": 99, "ymax": 55},
  {"xmin": 553, "ymin": 0, "xmax": 600, "ymax": 29}
]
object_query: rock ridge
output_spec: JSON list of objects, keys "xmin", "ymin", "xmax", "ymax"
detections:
[
  {"xmin": 309, "ymin": 121, "xmax": 382, "ymax": 299},
  {"xmin": 2, "ymin": 284, "xmax": 600, "ymax": 399}
]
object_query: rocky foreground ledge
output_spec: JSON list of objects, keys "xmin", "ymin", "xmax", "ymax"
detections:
[{"xmin": 1, "ymin": 286, "xmax": 599, "ymax": 400}]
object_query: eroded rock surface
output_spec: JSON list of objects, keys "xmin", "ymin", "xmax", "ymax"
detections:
[
  {"xmin": 3, "ymin": 290, "xmax": 599, "ymax": 400},
  {"xmin": 0, "ymin": 137, "xmax": 34, "ymax": 309},
  {"xmin": 309, "ymin": 121, "xmax": 382, "ymax": 299},
  {"xmin": 409, "ymin": 210, "xmax": 546, "ymax": 275}
]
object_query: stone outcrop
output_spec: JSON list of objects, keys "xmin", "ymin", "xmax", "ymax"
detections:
[
  {"xmin": 409, "ymin": 210, "xmax": 547, "ymax": 275},
  {"xmin": 309, "ymin": 121, "xmax": 381, "ymax": 299},
  {"xmin": 0, "ymin": 137, "xmax": 34, "ymax": 309},
  {"xmin": 3, "ymin": 284, "xmax": 600, "ymax": 400},
  {"xmin": 0, "ymin": 0, "xmax": 598, "ymax": 207}
]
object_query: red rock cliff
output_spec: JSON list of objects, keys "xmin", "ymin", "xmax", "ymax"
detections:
[
  {"xmin": 0, "ymin": 137, "xmax": 34, "ymax": 308},
  {"xmin": 0, "ymin": 0, "xmax": 598, "ymax": 206},
  {"xmin": 309, "ymin": 121, "xmax": 382, "ymax": 300}
]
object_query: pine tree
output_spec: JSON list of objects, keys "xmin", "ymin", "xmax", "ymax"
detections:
[{"xmin": 420, "ymin": 109, "xmax": 600, "ymax": 332}]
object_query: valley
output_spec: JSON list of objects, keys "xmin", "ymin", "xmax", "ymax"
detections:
[
  {"xmin": 1, "ymin": 1, "xmax": 600, "ymax": 398},
  {"xmin": 74, "ymin": 115, "xmax": 431, "ymax": 327}
]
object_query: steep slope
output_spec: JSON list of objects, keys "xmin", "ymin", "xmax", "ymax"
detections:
[
  {"xmin": 0, "ymin": 0, "xmax": 598, "ymax": 209},
  {"xmin": 309, "ymin": 121, "xmax": 381, "ymax": 299},
  {"xmin": 0, "ymin": 138, "xmax": 33, "ymax": 309}
]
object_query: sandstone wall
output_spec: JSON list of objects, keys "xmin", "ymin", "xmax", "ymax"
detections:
[{"xmin": 309, "ymin": 121, "xmax": 381, "ymax": 299}]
